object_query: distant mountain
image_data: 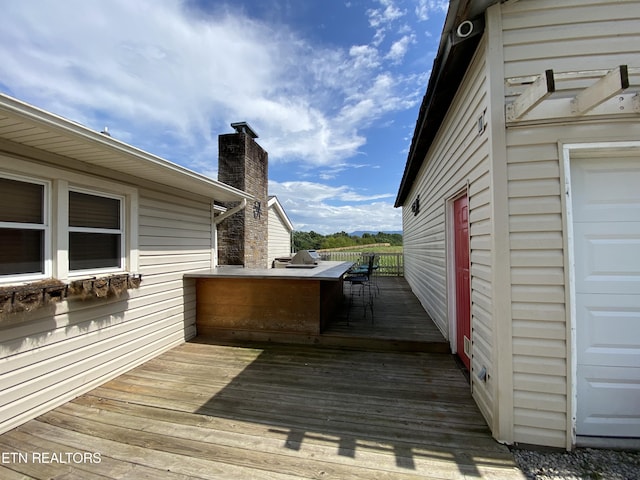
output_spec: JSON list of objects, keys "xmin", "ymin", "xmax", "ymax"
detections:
[{"xmin": 350, "ymin": 230, "xmax": 402, "ymax": 237}]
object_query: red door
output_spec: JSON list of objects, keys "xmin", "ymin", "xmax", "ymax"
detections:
[{"xmin": 454, "ymin": 195, "xmax": 471, "ymax": 370}]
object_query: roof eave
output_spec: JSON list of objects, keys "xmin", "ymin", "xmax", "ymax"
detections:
[
  {"xmin": 0, "ymin": 93, "xmax": 253, "ymax": 202},
  {"xmin": 395, "ymin": 1, "xmax": 499, "ymax": 208},
  {"xmin": 268, "ymin": 196, "xmax": 295, "ymax": 231}
]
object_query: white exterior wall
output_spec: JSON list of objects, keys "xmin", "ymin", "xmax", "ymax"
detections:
[
  {"xmin": 402, "ymin": 38, "xmax": 496, "ymax": 427},
  {"xmin": 268, "ymin": 207, "xmax": 292, "ymax": 264},
  {"xmin": 500, "ymin": 0, "xmax": 640, "ymax": 448},
  {"xmin": 0, "ymin": 156, "xmax": 214, "ymax": 434},
  {"xmin": 403, "ymin": 0, "xmax": 640, "ymax": 449}
]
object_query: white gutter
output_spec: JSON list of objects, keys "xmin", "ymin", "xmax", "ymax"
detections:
[
  {"xmin": 214, "ymin": 198, "xmax": 247, "ymax": 225},
  {"xmin": 0, "ymin": 93, "xmax": 252, "ymax": 202}
]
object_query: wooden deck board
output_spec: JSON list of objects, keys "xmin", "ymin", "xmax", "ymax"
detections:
[
  {"xmin": 323, "ymin": 276, "xmax": 449, "ymax": 348},
  {"xmin": 0, "ymin": 341, "xmax": 525, "ymax": 479}
]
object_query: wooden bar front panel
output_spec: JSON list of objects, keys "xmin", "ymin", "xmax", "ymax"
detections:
[{"xmin": 196, "ymin": 277, "xmax": 322, "ymax": 335}]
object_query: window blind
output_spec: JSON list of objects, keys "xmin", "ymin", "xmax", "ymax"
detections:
[
  {"xmin": 0, "ymin": 178, "xmax": 44, "ymax": 224},
  {"xmin": 0, "ymin": 229, "xmax": 44, "ymax": 275},
  {"xmin": 69, "ymin": 191, "xmax": 120, "ymax": 229}
]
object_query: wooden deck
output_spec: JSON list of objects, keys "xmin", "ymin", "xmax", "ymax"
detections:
[
  {"xmin": 0, "ymin": 276, "xmax": 525, "ymax": 479},
  {"xmin": 198, "ymin": 276, "xmax": 451, "ymax": 353},
  {"xmin": 0, "ymin": 340, "xmax": 524, "ymax": 479},
  {"xmin": 323, "ymin": 276, "xmax": 450, "ymax": 352}
]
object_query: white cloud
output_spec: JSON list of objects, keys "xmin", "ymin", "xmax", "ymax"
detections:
[
  {"xmin": 269, "ymin": 180, "xmax": 400, "ymax": 234},
  {"xmin": 367, "ymin": 0, "xmax": 407, "ymax": 47},
  {"xmin": 0, "ymin": 0, "xmax": 433, "ymax": 233},
  {"xmin": 337, "ymin": 72, "xmax": 419, "ymax": 130},
  {"xmin": 290, "ymin": 201, "xmax": 400, "ymax": 234},
  {"xmin": 386, "ymin": 34, "xmax": 416, "ymax": 63},
  {"xmin": 349, "ymin": 44, "xmax": 381, "ymax": 70},
  {"xmin": 415, "ymin": 0, "xmax": 449, "ymax": 22},
  {"xmin": 0, "ymin": 0, "xmax": 423, "ymax": 172},
  {"xmin": 270, "ymin": 180, "xmax": 392, "ymax": 203},
  {"xmin": 367, "ymin": 0, "xmax": 405, "ymax": 28}
]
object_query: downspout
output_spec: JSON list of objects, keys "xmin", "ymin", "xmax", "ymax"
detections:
[
  {"xmin": 214, "ymin": 198, "xmax": 247, "ymax": 225},
  {"xmin": 213, "ymin": 198, "xmax": 247, "ymax": 267}
]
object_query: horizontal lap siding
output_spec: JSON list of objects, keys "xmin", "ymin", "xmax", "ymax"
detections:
[
  {"xmin": 501, "ymin": 0, "xmax": 640, "ymax": 448},
  {"xmin": 268, "ymin": 209, "xmax": 291, "ymax": 264},
  {"xmin": 502, "ymin": 0, "xmax": 640, "ymax": 78},
  {"xmin": 403, "ymin": 44, "xmax": 494, "ymax": 424},
  {"xmin": 0, "ymin": 181, "xmax": 213, "ymax": 434},
  {"xmin": 506, "ymin": 129, "xmax": 571, "ymax": 448},
  {"xmin": 138, "ymin": 188, "xmax": 214, "ymax": 337}
]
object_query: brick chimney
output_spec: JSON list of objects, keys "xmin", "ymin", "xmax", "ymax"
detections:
[{"xmin": 217, "ymin": 122, "xmax": 268, "ymax": 268}]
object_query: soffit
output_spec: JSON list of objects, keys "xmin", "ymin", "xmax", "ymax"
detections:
[{"xmin": 0, "ymin": 94, "xmax": 252, "ymax": 202}]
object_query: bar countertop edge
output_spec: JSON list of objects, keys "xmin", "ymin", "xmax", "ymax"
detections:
[{"xmin": 184, "ymin": 261, "xmax": 354, "ymax": 281}]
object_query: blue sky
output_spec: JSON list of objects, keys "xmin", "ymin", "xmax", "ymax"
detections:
[{"xmin": 0, "ymin": 0, "xmax": 448, "ymax": 234}]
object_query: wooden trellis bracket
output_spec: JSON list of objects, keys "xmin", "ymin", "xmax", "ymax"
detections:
[
  {"xmin": 506, "ymin": 65, "xmax": 638, "ymax": 123},
  {"xmin": 506, "ymin": 69, "xmax": 555, "ymax": 122},
  {"xmin": 570, "ymin": 65, "xmax": 629, "ymax": 115}
]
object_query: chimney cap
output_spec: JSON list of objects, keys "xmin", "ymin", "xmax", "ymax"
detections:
[{"xmin": 230, "ymin": 121, "xmax": 258, "ymax": 139}]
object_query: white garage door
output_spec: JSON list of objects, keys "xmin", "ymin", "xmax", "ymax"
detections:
[{"xmin": 571, "ymin": 152, "xmax": 640, "ymax": 438}]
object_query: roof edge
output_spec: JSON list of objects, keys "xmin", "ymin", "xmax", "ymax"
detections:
[
  {"xmin": 0, "ymin": 93, "xmax": 253, "ymax": 202},
  {"xmin": 268, "ymin": 196, "xmax": 294, "ymax": 231},
  {"xmin": 395, "ymin": 1, "xmax": 499, "ymax": 207}
]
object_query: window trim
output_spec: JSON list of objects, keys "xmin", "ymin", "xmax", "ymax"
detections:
[{"xmin": 0, "ymin": 173, "xmax": 51, "ymax": 283}]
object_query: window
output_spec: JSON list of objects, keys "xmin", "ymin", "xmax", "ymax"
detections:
[
  {"xmin": 68, "ymin": 190, "xmax": 123, "ymax": 272},
  {"xmin": 0, "ymin": 157, "xmax": 137, "ymax": 284},
  {"xmin": 0, "ymin": 176, "xmax": 48, "ymax": 278}
]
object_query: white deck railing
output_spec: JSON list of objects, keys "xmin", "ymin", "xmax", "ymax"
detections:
[{"xmin": 318, "ymin": 251, "xmax": 404, "ymax": 276}]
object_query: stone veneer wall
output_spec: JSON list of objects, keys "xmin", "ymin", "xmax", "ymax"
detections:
[{"xmin": 217, "ymin": 132, "xmax": 268, "ymax": 268}]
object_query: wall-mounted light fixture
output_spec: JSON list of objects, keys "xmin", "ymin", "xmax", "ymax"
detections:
[
  {"xmin": 253, "ymin": 200, "xmax": 262, "ymax": 219},
  {"xmin": 477, "ymin": 108, "xmax": 487, "ymax": 135},
  {"xmin": 411, "ymin": 194, "xmax": 420, "ymax": 216}
]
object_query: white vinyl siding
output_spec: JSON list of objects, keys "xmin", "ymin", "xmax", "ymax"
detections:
[
  {"xmin": 268, "ymin": 206, "xmax": 292, "ymax": 265},
  {"xmin": 501, "ymin": 0, "xmax": 640, "ymax": 448},
  {"xmin": 0, "ymin": 162, "xmax": 214, "ymax": 434},
  {"xmin": 506, "ymin": 128, "xmax": 639, "ymax": 449},
  {"xmin": 402, "ymin": 0, "xmax": 639, "ymax": 449},
  {"xmin": 402, "ymin": 38, "xmax": 495, "ymax": 426},
  {"xmin": 502, "ymin": 0, "xmax": 639, "ymax": 78}
]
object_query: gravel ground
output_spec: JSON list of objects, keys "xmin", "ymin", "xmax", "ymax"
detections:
[{"xmin": 511, "ymin": 447, "xmax": 640, "ymax": 480}]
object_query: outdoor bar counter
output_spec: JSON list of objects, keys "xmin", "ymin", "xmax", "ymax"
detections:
[{"xmin": 187, "ymin": 261, "xmax": 353, "ymax": 341}]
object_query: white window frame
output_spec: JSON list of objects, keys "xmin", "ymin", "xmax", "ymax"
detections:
[
  {"xmin": 0, "ymin": 172, "xmax": 52, "ymax": 284},
  {"xmin": 0, "ymin": 153, "xmax": 139, "ymax": 284},
  {"xmin": 67, "ymin": 187, "xmax": 126, "ymax": 278}
]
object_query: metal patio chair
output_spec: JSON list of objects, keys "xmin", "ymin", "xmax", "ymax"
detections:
[{"xmin": 344, "ymin": 254, "xmax": 376, "ymax": 323}]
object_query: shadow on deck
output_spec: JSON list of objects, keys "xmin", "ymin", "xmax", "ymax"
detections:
[
  {"xmin": 323, "ymin": 276, "xmax": 450, "ymax": 353},
  {"xmin": 0, "ymin": 341, "xmax": 524, "ymax": 479},
  {"xmin": 0, "ymin": 278, "xmax": 526, "ymax": 479}
]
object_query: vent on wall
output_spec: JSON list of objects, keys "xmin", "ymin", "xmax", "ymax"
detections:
[
  {"xmin": 450, "ymin": 16, "xmax": 485, "ymax": 46},
  {"xmin": 463, "ymin": 335, "xmax": 471, "ymax": 358}
]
